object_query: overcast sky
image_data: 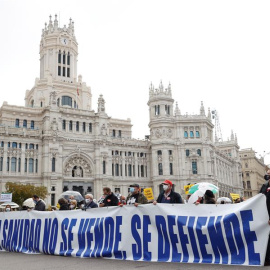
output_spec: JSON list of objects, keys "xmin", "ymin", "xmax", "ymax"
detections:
[{"xmin": 1, "ymin": 0, "xmax": 270, "ymax": 165}]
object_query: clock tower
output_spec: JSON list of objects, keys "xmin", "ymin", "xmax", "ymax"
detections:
[{"xmin": 40, "ymin": 15, "xmax": 78, "ymax": 82}]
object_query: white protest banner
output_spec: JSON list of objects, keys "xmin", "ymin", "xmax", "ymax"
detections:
[
  {"xmin": 0, "ymin": 194, "xmax": 269, "ymax": 266},
  {"xmin": 0, "ymin": 193, "xmax": 12, "ymax": 202}
]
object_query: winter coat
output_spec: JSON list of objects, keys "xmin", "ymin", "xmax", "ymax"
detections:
[
  {"xmin": 34, "ymin": 200, "xmax": 46, "ymax": 211},
  {"xmin": 156, "ymin": 190, "xmax": 183, "ymax": 204},
  {"xmin": 126, "ymin": 192, "xmax": 148, "ymax": 205}
]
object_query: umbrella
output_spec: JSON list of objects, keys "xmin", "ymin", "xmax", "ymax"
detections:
[
  {"xmin": 188, "ymin": 190, "xmax": 204, "ymax": 204},
  {"xmin": 188, "ymin": 182, "xmax": 219, "ymax": 194},
  {"xmin": 0, "ymin": 202, "xmax": 19, "ymax": 209},
  {"xmin": 217, "ymin": 197, "xmax": 232, "ymax": 204},
  {"xmin": 23, "ymin": 198, "xmax": 35, "ymax": 208},
  {"xmin": 60, "ymin": 191, "xmax": 84, "ymax": 202}
]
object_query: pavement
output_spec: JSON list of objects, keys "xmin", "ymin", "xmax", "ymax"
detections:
[{"xmin": 0, "ymin": 251, "xmax": 266, "ymax": 270}]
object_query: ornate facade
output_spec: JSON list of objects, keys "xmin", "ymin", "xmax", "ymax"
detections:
[{"xmin": 0, "ymin": 16, "xmax": 243, "ymax": 206}]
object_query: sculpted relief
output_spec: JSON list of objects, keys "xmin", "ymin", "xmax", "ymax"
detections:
[{"xmin": 64, "ymin": 155, "xmax": 92, "ymax": 177}]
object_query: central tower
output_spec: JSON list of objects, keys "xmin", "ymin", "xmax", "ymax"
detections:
[{"xmin": 40, "ymin": 15, "xmax": 78, "ymax": 82}]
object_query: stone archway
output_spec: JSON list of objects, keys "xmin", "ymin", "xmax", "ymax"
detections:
[{"xmin": 64, "ymin": 155, "xmax": 92, "ymax": 178}]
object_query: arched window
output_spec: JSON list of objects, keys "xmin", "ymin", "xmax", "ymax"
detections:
[
  {"xmin": 31, "ymin": 100, "xmax": 34, "ymax": 108},
  {"xmin": 23, "ymin": 120, "xmax": 27, "ymax": 128},
  {"xmin": 197, "ymin": 149, "xmax": 201, "ymax": 156},
  {"xmin": 0, "ymin": 141, "xmax": 4, "ymax": 147},
  {"xmin": 76, "ymin": 121, "xmax": 79, "ymax": 131},
  {"xmin": 25, "ymin": 143, "xmax": 28, "ymax": 149},
  {"xmin": 29, "ymin": 143, "xmax": 34, "ymax": 149},
  {"xmin": 62, "ymin": 96, "xmax": 72, "ymax": 107},
  {"xmin": 7, "ymin": 157, "xmax": 10, "ymax": 171},
  {"xmin": 15, "ymin": 119, "xmax": 20, "ymax": 127},
  {"xmin": 11, "ymin": 157, "xmax": 17, "ymax": 172},
  {"xmin": 186, "ymin": 149, "xmax": 190, "ymax": 157},
  {"xmin": 52, "ymin": 157, "xmax": 56, "ymax": 172},
  {"xmin": 190, "ymin": 131, "xmax": 194, "ymax": 138},
  {"xmin": 89, "ymin": 123, "xmax": 92, "ymax": 133},
  {"xmin": 58, "ymin": 50, "xmax": 61, "ymax": 63},
  {"xmin": 62, "ymin": 120, "xmax": 66, "ymax": 130},
  {"xmin": 196, "ymin": 131, "xmax": 200, "ymax": 138},
  {"xmin": 112, "ymin": 129, "xmax": 116, "ymax": 137},
  {"xmin": 184, "ymin": 131, "xmax": 188, "ymax": 138},
  {"xmin": 192, "ymin": 160, "xmax": 197, "ymax": 174},
  {"xmin": 29, "ymin": 158, "xmax": 34, "ymax": 173},
  {"xmin": 157, "ymin": 150, "xmax": 162, "ymax": 156},
  {"xmin": 40, "ymin": 101, "xmax": 43, "ymax": 107},
  {"xmin": 69, "ymin": 121, "xmax": 73, "ymax": 131}
]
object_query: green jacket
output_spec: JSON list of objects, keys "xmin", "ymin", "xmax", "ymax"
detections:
[{"xmin": 126, "ymin": 192, "xmax": 148, "ymax": 205}]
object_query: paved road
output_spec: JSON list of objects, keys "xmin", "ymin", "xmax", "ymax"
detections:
[{"xmin": 0, "ymin": 252, "xmax": 266, "ymax": 270}]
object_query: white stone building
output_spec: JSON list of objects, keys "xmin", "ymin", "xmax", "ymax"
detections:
[{"xmin": 0, "ymin": 16, "xmax": 243, "ymax": 206}]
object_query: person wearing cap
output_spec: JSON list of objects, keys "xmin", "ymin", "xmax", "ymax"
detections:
[
  {"xmin": 153, "ymin": 180, "xmax": 183, "ymax": 204},
  {"xmin": 124, "ymin": 184, "xmax": 148, "ymax": 207}
]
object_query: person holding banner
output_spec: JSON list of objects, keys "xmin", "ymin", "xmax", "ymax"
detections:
[
  {"xmin": 99, "ymin": 187, "xmax": 118, "ymax": 207},
  {"xmin": 259, "ymin": 169, "xmax": 270, "ymax": 266},
  {"xmin": 153, "ymin": 180, "xmax": 183, "ymax": 204},
  {"xmin": 32, "ymin": 195, "xmax": 45, "ymax": 211},
  {"xmin": 82, "ymin": 194, "xmax": 98, "ymax": 210},
  {"xmin": 124, "ymin": 184, "xmax": 148, "ymax": 207}
]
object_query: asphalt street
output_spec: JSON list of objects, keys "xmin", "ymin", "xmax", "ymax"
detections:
[{"xmin": 0, "ymin": 252, "xmax": 266, "ymax": 270}]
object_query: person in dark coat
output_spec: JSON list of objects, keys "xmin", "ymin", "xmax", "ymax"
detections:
[
  {"xmin": 58, "ymin": 198, "xmax": 69, "ymax": 211},
  {"xmin": 99, "ymin": 187, "xmax": 118, "ymax": 207},
  {"xmin": 82, "ymin": 194, "xmax": 98, "ymax": 210},
  {"xmin": 32, "ymin": 195, "xmax": 46, "ymax": 211},
  {"xmin": 259, "ymin": 169, "xmax": 270, "ymax": 266},
  {"xmin": 154, "ymin": 180, "xmax": 183, "ymax": 204},
  {"xmin": 204, "ymin": 190, "xmax": 216, "ymax": 204}
]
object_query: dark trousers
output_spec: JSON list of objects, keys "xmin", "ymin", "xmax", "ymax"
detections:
[{"xmin": 266, "ymin": 235, "xmax": 270, "ymax": 263}]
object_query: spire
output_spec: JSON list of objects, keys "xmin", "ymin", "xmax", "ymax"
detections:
[
  {"xmin": 149, "ymin": 82, "xmax": 154, "ymax": 96},
  {"xmin": 54, "ymin": 14, "xmax": 58, "ymax": 29},
  {"xmin": 231, "ymin": 130, "xmax": 235, "ymax": 140},
  {"xmin": 167, "ymin": 82, "xmax": 172, "ymax": 95},
  {"xmin": 200, "ymin": 101, "xmax": 205, "ymax": 116},
  {"xmin": 208, "ymin": 107, "xmax": 211, "ymax": 119},
  {"xmin": 98, "ymin": 95, "xmax": 106, "ymax": 113},
  {"xmin": 159, "ymin": 80, "xmax": 164, "ymax": 92},
  {"xmin": 175, "ymin": 102, "xmax": 181, "ymax": 116},
  {"xmin": 48, "ymin": 15, "xmax": 53, "ymax": 31}
]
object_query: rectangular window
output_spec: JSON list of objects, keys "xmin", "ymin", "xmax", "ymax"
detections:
[
  {"xmin": 67, "ymin": 54, "xmax": 70, "ymax": 65},
  {"xmin": 170, "ymin": 163, "xmax": 173, "ymax": 175},
  {"xmin": 89, "ymin": 123, "xmax": 92, "ymax": 133},
  {"xmin": 18, "ymin": 158, "xmax": 21, "ymax": 172},
  {"xmin": 125, "ymin": 164, "xmax": 127, "ymax": 176},
  {"xmin": 30, "ymin": 121, "xmax": 34, "ymax": 129},
  {"xmin": 51, "ymin": 194, "xmax": 55, "ymax": 206},
  {"xmin": 11, "ymin": 157, "xmax": 17, "ymax": 172},
  {"xmin": 186, "ymin": 149, "xmax": 190, "ymax": 157},
  {"xmin": 24, "ymin": 158, "xmax": 27, "ymax": 172},
  {"xmin": 192, "ymin": 161, "xmax": 197, "ymax": 174},
  {"xmin": 103, "ymin": 161, "xmax": 106, "ymax": 174},
  {"xmin": 0, "ymin": 157, "xmax": 3, "ymax": 171},
  {"xmin": 83, "ymin": 122, "xmax": 86, "ymax": 132},
  {"xmin": 118, "ymin": 130, "xmax": 121, "ymax": 138},
  {"xmin": 168, "ymin": 150, "xmax": 172, "ymax": 155},
  {"xmin": 76, "ymin": 121, "xmax": 79, "ymax": 132},
  {"xmin": 112, "ymin": 130, "xmax": 116, "ymax": 137},
  {"xmin": 112, "ymin": 164, "xmax": 114, "ymax": 176},
  {"xmin": 63, "ymin": 53, "xmax": 66, "ymax": 64},
  {"xmin": 120, "ymin": 164, "xmax": 122, "ymax": 176},
  {"xmin": 115, "ymin": 164, "xmax": 119, "ymax": 176},
  {"xmin": 128, "ymin": 164, "xmax": 132, "ymax": 177},
  {"xmin": 69, "ymin": 121, "xmax": 73, "ymax": 131},
  {"xmin": 58, "ymin": 66, "xmax": 61, "ymax": 76},
  {"xmin": 35, "ymin": 159, "xmax": 38, "ymax": 173},
  {"xmin": 165, "ymin": 105, "xmax": 170, "ymax": 115},
  {"xmin": 7, "ymin": 157, "xmax": 10, "ymax": 171},
  {"xmin": 133, "ymin": 165, "xmax": 135, "ymax": 177},
  {"xmin": 62, "ymin": 120, "xmax": 66, "ymax": 130},
  {"xmin": 138, "ymin": 165, "xmax": 140, "ymax": 177},
  {"xmin": 67, "ymin": 68, "xmax": 70, "ymax": 78},
  {"xmin": 58, "ymin": 52, "xmax": 61, "ymax": 63},
  {"xmin": 158, "ymin": 163, "xmax": 163, "ymax": 175},
  {"xmin": 15, "ymin": 119, "xmax": 20, "ymax": 127},
  {"xmin": 23, "ymin": 120, "xmax": 27, "ymax": 128},
  {"xmin": 29, "ymin": 158, "xmax": 34, "ymax": 173},
  {"xmin": 145, "ymin": 166, "xmax": 147, "ymax": 177},
  {"xmin": 141, "ymin": 165, "xmax": 144, "ymax": 177},
  {"xmin": 52, "ymin": 157, "xmax": 56, "ymax": 172},
  {"xmin": 63, "ymin": 67, "xmax": 66, "ymax": 77}
]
